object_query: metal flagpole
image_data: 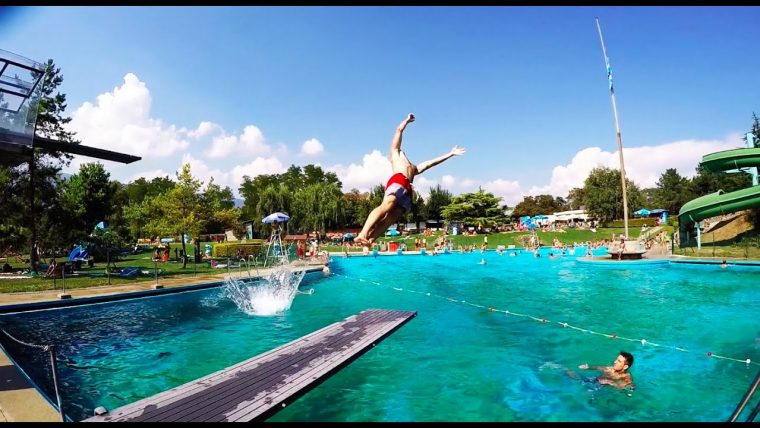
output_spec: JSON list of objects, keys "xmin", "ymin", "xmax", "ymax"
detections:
[{"xmin": 595, "ymin": 17, "xmax": 629, "ymax": 238}]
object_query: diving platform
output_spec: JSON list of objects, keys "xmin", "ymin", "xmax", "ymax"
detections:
[{"xmin": 83, "ymin": 309, "xmax": 416, "ymax": 422}]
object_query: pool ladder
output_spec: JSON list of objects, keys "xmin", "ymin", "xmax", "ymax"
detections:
[
  {"xmin": 728, "ymin": 368, "xmax": 760, "ymax": 422},
  {"xmin": 225, "ymin": 256, "xmax": 259, "ymax": 282}
]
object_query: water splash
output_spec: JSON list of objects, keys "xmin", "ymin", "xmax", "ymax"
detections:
[{"xmin": 219, "ymin": 265, "xmax": 306, "ymax": 316}]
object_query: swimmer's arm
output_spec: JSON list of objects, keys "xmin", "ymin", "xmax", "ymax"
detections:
[
  {"xmin": 416, "ymin": 146, "xmax": 466, "ymax": 174},
  {"xmin": 578, "ymin": 364, "xmax": 607, "ymax": 371}
]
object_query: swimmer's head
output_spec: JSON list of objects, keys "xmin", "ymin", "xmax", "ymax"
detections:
[{"xmin": 615, "ymin": 351, "xmax": 634, "ymax": 372}]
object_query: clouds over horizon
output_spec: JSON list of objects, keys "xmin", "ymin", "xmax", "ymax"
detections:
[{"xmin": 64, "ymin": 74, "xmax": 747, "ymax": 204}]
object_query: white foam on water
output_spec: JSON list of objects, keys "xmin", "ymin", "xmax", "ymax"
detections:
[{"xmin": 219, "ymin": 265, "xmax": 306, "ymax": 316}]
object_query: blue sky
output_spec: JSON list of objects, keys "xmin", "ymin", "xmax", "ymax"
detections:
[{"xmin": 2, "ymin": 6, "xmax": 759, "ymax": 205}]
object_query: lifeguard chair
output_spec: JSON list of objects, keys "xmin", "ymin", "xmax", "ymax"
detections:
[{"xmin": 262, "ymin": 212, "xmax": 290, "ymax": 267}]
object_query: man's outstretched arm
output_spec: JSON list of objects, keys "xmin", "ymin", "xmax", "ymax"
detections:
[
  {"xmin": 391, "ymin": 113, "xmax": 415, "ymax": 152},
  {"xmin": 578, "ymin": 364, "xmax": 607, "ymax": 372},
  {"xmin": 416, "ymin": 145, "xmax": 466, "ymax": 175}
]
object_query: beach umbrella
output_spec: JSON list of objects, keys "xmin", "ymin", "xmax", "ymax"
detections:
[
  {"xmin": 262, "ymin": 212, "xmax": 290, "ymax": 224},
  {"xmin": 386, "ymin": 229, "xmax": 400, "ymax": 236}
]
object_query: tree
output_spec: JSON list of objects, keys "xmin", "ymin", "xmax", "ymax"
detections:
[
  {"xmin": 566, "ymin": 187, "xmax": 586, "ymax": 210},
  {"xmin": 239, "ymin": 173, "xmax": 280, "ymax": 225},
  {"xmin": 201, "ymin": 178, "xmax": 240, "ymax": 237},
  {"xmin": 653, "ymin": 168, "xmax": 690, "ymax": 214},
  {"xmin": 239, "ymin": 164, "xmax": 342, "ymax": 235},
  {"xmin": 686, "ymin": 164, "xmax": 751, "ymax": 200},
  {"xmin": 582, "ymin": 167, "xmax": 644, "ymax": 225},
  {"xmin": 56, "ymin": 162, "xmax": 118, "ymax": 244},
  {"xmin": 256, "ymin": 183, "xmax": 292, "ymax": 230},
  {"xmin": 160, "ymin": 164, "xmax": 206, "ymax": 268},
  {"xmin": 512, "ymin": 195, "xmax": 565, "ymax": 218},
  {"xmin": 640, "ymin": 187, "xmax": 657, "ymax": 209},
  {"xmin": 342, "ymin": 189, "xmax": 371, "ymax": 228},
  {"xmin": 1, "ymin": 60, "xmax": 81, "ymax": 270},
  {"xmin": 426, "ymin": 185, "xmax": 452, "ymax": 222},
  {"xmin": 441, "ymin": 187, "xmax": 505, "ymax": 227},
  {"xmin": 403, "ymin": 191, "xmax": 427, "ymax": 230},
  {"xmin": 744, "ymin": 112, "xmax": 759, "ymax": 148},
  {"xmin": 292, "ymin": 182, "xmax": 344, "ymax": 232},
  {"xmin": 123, "ymin": 176, "xmax": 175, "ymax": 205}
]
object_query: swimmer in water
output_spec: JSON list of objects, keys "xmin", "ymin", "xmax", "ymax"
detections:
[{"xmin": 571, "ymin": 351, "xmax": 635, "ymax": 392}]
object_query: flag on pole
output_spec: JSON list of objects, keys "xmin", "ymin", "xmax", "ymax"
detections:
[{"xmin": 606, "ymin": 63, "xmax": 614, "ymax": 94}]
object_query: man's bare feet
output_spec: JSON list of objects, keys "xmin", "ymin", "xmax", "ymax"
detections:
[{"xmin": 354, "ymin": 236, "xmax": 370, "ymax": 246}]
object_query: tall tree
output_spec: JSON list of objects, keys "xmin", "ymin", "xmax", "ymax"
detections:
[
  {"xmin": 124, "ymin": 176, "xmax": 175, "ymax": 205},
  {"xmin": 56, "ymin": 162, "xmax": 117, "ymax": 244},
  {"xmin": 582, "ymin": 166, "xmax": 644, "ymax": 225},
  {"xmin": 342, "ymin": 189, "xmax": 371, "ymax": 229},
  {"xmin": 426, "ymin": 185, "xmax": 452, "ymax": 222},
  {"xmin": 201, "ymin": 178, "xmax": 240, "ymax": 237},
  {"xmin": 1, "ymin": 60, "xmax": 81, "ymax": 270},
  {"xmin": 686, "ymin": 164, "xmax": 751, "ymax": 200},
  {"xmin": 403, "ymin": 191, "xmax": 427, "ymax": 230},
  {"xmin": 653, "ymin": 168, "xmax": 690, "ymax": 214},
  {"xmin": 441, "ymin": 187, "xmax": 505, "ymax": 227},
  {"xmin": 512, "ymin": 195, "xmax": 565, "ymax": 217},
  {"xmin": 160, "ymin": 164, "xmax": 206, "ymax": 268},
  {"xmin": 239, "ymin": 173, "xmax": 280, "ymax": 224},
  {"xmin": 292, "ymin": 182, "xmax": 344, "ymax": 232},
  {"xmin": 566, "ymin": 187, "xmax": 586, "ymax": 210}
]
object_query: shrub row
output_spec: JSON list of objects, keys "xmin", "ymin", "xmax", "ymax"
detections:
[{"xmin": 211, "ymin": 241, "xmax": 264, "ymax": 258}]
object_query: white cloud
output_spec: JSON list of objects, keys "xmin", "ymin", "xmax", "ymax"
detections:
[
  {"xmin": 231, "ymin": 157, "xmax": 287, "ymax": 181},
  {"xmin": 205, "ymin": 125, "xmax": 271, "ymax": 158},
  {"xmin": 300, "ymin": 138, "xmax": 324, "ymax": 156},
  {"xmin": 527, "ymin": 135, "xmax": 744, "ymax": 199},
  {"xmin": 67, "ymin": 73, "xmax": 189, "ymax": 158},
  {"xmin": 483, "ymin": 178, "xmax": 523, "ymax": 206},
  {"xmin": 188, "ymin": 121, "xmax": 222, "ymax": 139},
  {"xmin": 179, "ymin": 154, "xmax": 286, "ymax": 197},
  {"xmin": 412, "ymin": 176, "xmax": 438, "ymax": 199},
  {"xmin": 327, "ymin": 150, "xmax": 391, "ymax": 192}
]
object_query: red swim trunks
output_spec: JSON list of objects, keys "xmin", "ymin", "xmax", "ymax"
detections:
[{"xmin": 385, "ymin": 173, "xmax": 413, "ymax": 213}]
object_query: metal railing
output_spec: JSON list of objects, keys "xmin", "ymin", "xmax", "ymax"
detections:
[
  {"xmin": 0, "ymin": 329, "xmax": 65, "ymax": 422},
  {"xmin": 728, "ymin": 369, "xmax": 760, "ymax": 422}
]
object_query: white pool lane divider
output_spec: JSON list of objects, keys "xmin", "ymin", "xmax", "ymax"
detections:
[{"xmin": 333, "ymin": 273, "xmax": 757, "ymax": 368}]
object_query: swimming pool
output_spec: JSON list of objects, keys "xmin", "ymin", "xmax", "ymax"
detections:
[{"xmin": 1, "ymin": 249, "xmax": 758, "ymax": 421}]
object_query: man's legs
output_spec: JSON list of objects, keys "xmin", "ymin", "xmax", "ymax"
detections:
[
  {"xmin": 355, "ymin": 196, "xmax": 397, "ymax": 245},
  {"xmin": 366, "ymin": 204, "xmax": 406, "ymax": 244}
]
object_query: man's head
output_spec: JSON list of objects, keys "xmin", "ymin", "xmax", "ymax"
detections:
[{"xmin": 614, "ymin": 351, "xmax": 634, "ymax": 372}]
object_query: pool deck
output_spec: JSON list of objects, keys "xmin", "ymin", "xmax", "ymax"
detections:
[{"xmin": 0, "ymin": 263, "xmax": 325, "ymax": 422}]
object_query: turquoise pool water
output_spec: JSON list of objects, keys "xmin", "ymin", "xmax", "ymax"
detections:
[{"xmin": 1, "ymin": 249, "xmax": 758, "ymax": 422}]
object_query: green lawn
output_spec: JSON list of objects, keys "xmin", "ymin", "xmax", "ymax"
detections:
[
  {"xmin": 0, "ymin": 242, "xmax": 268, "ymax": 293},
  {"xmin": 320, "ymin": 226, "xmax": 673, "ymax": 253}
]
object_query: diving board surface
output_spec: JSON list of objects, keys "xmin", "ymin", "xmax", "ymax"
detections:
[{"xmin": 83, "ymin": 309, "xmax": 416, "ymax": 422}]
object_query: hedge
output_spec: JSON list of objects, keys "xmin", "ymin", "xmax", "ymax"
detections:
[{"xmin": 211, "ymin": 240, "xmax": 264, "ymax": 258}]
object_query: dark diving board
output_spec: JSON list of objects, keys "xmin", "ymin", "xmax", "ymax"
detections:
[{"xmin": 83, "ymin": 309, "xmax": 416, "ymax": 422}]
